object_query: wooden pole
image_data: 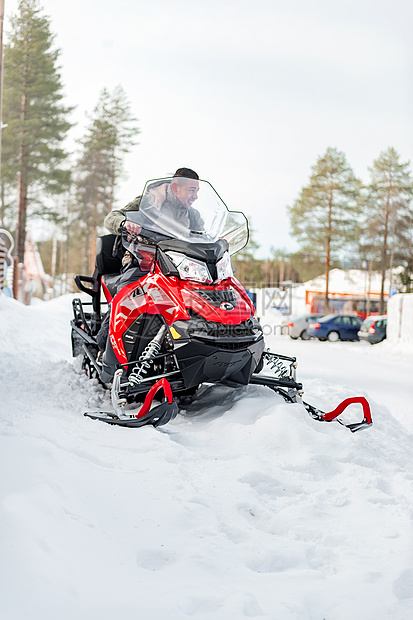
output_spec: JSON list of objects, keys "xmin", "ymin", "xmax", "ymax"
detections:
[{"xmin": 0, "ymin": 0, "xmax": 5, "ymax": 186}]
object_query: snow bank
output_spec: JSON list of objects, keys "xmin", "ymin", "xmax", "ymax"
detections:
[
  {"xmin": 387, "ymin": 293, "xmax": 413, "ymax": 352},
  {"xmin": 1, "ymin": 295, "xmax": 413, "ymax": 620}
]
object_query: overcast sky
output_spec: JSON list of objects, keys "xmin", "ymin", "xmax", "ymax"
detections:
[{"xmin": 4, "ymin": 0, "xmax": 413, "ymax": 257}]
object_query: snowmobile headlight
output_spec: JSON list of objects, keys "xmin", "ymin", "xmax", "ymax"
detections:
[
  {"xmin": 166, "ymin": 251, "xmax": 213, "ymax": 284},
  {"xmin": 216, "ymin": 251, "xmax": 233, "ymax": 281}
]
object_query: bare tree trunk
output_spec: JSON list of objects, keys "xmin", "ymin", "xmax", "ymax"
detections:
[
  {"xmin": 83, "ymin": 228, "xmax": 90, "ymax": 274},
  {"xmin": 286, "ymin": 260, "xmax": 291, "ymax": 282},
  {"xmin": 16, "ymin": 83, "xmax": 27, "ymax": 263},
  {"xmin": 263, "ymin": 260, "xmax": 269, "ymax": 286},
  {"xmin": 241, "ymin": 255, "xmax": 246, "ymax": 286},
  {"xmin": 0, "ymin": 0, "xmax": 5, "ymax": 210},
  {"xmin": 16, "ymin": 167, "xmax": 28, "ymax": 262},
  {"xmin": 366, "ymin": 259, "xmax": 372, "ymax": 316},
  {"xmin": 63, "ymin": 197, "xmax": 71, "ymax": 292},
  {"xmin": 108, "ymin": 153, "xmax": 115, "ymax": 213},
  {"xmin": 87, "ymin": 190, "xmax": 99, "ymax": 274},
  {"xmin": 324, "ymin": 190, "xmax": 333, "ymax": 312},
  {"xmin": 0, "ymin": 182, "xmax": 4, "ymax": 227},
  {"xmin": 51, "ymin": 230, "xmax": 57, "ymax": 279},
  {"xmin": 325, "ymin": 255, "xmax": 330, "ymax": 312},
  {"xmin": 279, "ymin": 259, "xmax": 285, "ymax": 286},
  {"xmin": 88, "ymin": 231, "xmax": 96, "ymax": 275},
  {"xmin": 379, "ymin": 191, "xmax": 391, "ymax": 314}
]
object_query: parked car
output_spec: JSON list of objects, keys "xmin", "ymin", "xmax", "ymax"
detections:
[
  {"xmin": 307, "ymin": 314, "xmax": 362, "ymax": 341},
  {"xmin": 285, "ymin": 314, "xmax": 325, "ymax": 340},
  {"xmin": 358, "ymin": 315, "xmax": 387, "ymax": 344}
]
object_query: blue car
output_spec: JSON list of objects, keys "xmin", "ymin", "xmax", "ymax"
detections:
[
  {"xmin": 307, "ymin": 314, "xmax": 362, "ymax": 342},
  {"xmin": 357, "ymin": 315, "xmax": 387, "ymax": 344}
]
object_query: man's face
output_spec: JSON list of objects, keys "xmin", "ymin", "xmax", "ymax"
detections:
[{"xmin": 172, "ymin": 179, "xmax": 199, "ymax": 208}]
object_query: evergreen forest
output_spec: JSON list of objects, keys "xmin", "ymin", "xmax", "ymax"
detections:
[{"xmin": 1, "ymin": 1, "xmax": 413, "ymax": 305}]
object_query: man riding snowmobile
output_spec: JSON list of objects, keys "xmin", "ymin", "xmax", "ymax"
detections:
[
  {"xmin": 104, "ymin": 167, "xmax": 201, "ymax": 236},
  {"xmin": 71, "ymin": 174, "xmax": 372, "ymax": 431},
  {"xmin": 96, "ymin": 168, "xmax": 202, "ymax": 356}
]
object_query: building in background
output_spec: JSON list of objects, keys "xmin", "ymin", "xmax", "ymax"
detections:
[
  {"xmin": 303, "ymin": 268, "xmax": 399, "ymax": 318},
  {"xmin": 251, "ymin": 267, "xmax": 401, "ymax": 324},
  {"xmin": 0, "ymin": 229, "xmax": 53, "ymax": 303},
  {"xmin": 23, "ymin": 234, "xmax": 53, "ymax": 300}
]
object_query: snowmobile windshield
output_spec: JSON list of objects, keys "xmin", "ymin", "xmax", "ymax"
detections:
[{"xmin": 125, "ymin": 177, "xmax": 249, "ymax": 254}]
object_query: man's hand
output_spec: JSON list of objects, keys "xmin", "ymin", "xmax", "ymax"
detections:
[{"xmin": 124, "ymin": 221, "xmax": 142, "ymax": 236}]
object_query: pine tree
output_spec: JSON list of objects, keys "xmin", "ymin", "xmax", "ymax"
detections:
[
  {"xmin": 288, "ymin": 147, "xmax": 362, "ymax": 311},
  {"xmin": 362, "ymin": 147, "xmax": 413, "ymax": 313},
  {"xmin": 105, "ymin": 85, "xmax": 140, "ymax": 212},
  {"xmin": 2, "ymin": 0, "xmax": 73, "ymax": 262},
  {"xmin": 288, "ymin": 251, "xmax": 326, "ymax": 284},
  {"xmin": 75, "ymin": 86, "xmax": 139, "ymax": 273},
  {"xmin": 398, "ymin": 257, "xmax": 413, "ymax": 293},
  {"xmin": 263, "ymin": 247, "xmax": 298, "ymax": 286},
  {"xmin": 231, "ymin": 220, "xmax": 262, "ymax": 287}
]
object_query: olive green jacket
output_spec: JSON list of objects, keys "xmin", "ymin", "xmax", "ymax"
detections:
[{"xmin": 104, "ymin": 195, "xmax": 141, "ymax": 234}]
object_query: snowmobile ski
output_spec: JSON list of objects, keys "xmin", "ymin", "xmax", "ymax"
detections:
[
  {"xmin": 84, "ymin": 401, "xmax": 178, "ymax": 427},
  {"xmin": 84, "ymin": 378, "xmax": 178, "ymax": 427},
  {"xmin": 303, "ymin": 396, "xmax": 373, "ymax": 432},
  {"xmin": 249, "ymin": 374, "xmax": 372, "ymax": 432}
]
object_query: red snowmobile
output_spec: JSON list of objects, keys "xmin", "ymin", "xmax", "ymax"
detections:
[{"xmin": 71, "ymin": 176, "xmax": 372, "ymax": 432}]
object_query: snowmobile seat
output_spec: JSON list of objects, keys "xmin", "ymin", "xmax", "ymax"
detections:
[
  {"xmin": 74, "ymin": 234, "xmax": 123, "ymax": 323},
  {"xmin": 92, "ymin": 234, "xmax": 124, "ymax": 301},
  {"xmin": 95, "ymin": 234, "xmax": 123, "ymax": 276}
]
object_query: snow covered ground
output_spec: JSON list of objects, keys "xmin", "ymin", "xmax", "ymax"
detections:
[{"xmin": 1, "ymin": 294, "xmax": 412, "ymax": 620}]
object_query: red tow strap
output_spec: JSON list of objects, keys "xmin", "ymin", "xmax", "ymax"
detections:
[
  {"xmin": 322, "ymin": 396, "xmax": 372, "ymax": 424},
  {"xmin": 136, "ymin": 378, "xmax": 174, "ymax": 419}
]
